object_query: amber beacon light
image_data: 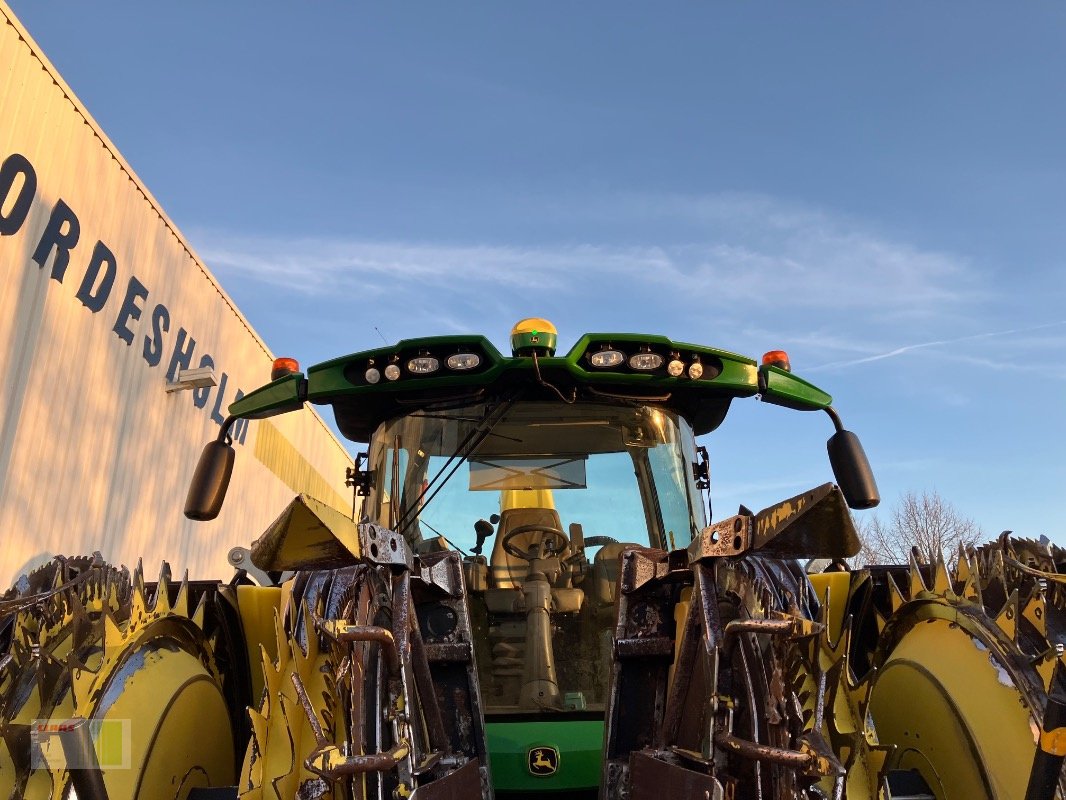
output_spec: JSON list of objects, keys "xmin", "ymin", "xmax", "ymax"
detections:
[
  {"xmin": 270, "ymin": 357, "xmax": 301, "ymax": 381},
  {"xmin": 761, "ymin": 350, "xmax": 791, "ymax": 372}
]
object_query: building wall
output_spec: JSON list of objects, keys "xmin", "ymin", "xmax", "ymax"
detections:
[{"xmin": 0, "ymin": 2, "xmax": 354, "ymax": 588}]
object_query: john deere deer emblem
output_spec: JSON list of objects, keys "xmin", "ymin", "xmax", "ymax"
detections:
[{"xmin": 528, "ymin": 745, "xmax": 559, "ymax": 776}]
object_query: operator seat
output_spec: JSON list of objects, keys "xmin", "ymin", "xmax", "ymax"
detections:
[{"xmin": 489, "ymin": 506, "xmax": 569, "ymax": 589}]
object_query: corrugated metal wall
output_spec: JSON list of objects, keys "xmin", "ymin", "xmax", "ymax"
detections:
[{"xmin": 0, "ymin": 2, "xmax": 355, "ymax": 588}]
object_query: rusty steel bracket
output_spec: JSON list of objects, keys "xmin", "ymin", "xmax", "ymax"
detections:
[
  {"xmin": 312, "ymin": 618, "xmax": 402, "ymax": 676},
  {"xmin": 713, "ymin": 730, "xmax": 843, "ymax": 779},
  {"xmin": 619, "ymin": 547, "xmax": 670, "ymax": 593},
  {"xmin": 359, "ymin": 523, "xmax": 414, "ymax": 570},
  {"xmin": 305, "ymin": 739, "xmax": 413, "ymax": 779},
  {"xmin": 620, "ymin": 547, "xmax": 694, "ymax": 593},
  {"xmin": 689, "ymin": 515, "xmax": 753, "ymax": 563},
  {"xmin": 292, "ymin": 670, "xmax": 412, "ymax": 779},
  {"xmin": 415, "ymin": 551, "xmax": 465, "ymax": 597},
  {"xmin": 627, "ymin": 749, "xmax": 725, "ymax": 799},
  {"xmin": 751, "ymin": 483, "xmax": 860, "ymax": 559},
  {"xmin": 723, "ymin": 610, "xmax": 824, "ymax": 641}
]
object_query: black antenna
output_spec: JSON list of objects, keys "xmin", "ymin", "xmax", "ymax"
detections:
[{"xmin": 374, "ymin": 326, "xmax": 389, "ymax": 344}]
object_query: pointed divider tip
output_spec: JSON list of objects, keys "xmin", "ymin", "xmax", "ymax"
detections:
[{"xmin": 908, "ymin": 551, "xmax": 930, "ymax": 598}]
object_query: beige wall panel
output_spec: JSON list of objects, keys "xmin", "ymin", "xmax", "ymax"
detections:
[{"xmin": 0, "ymin": 4, "xmax": 354, "ymax": 588}]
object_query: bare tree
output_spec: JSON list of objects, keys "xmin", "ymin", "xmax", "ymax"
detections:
[{"xmin": 855, "ymin": 490, "xmax": 983, "ymax": 566}]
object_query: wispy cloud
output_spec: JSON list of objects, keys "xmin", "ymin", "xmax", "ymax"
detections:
[
  {"xmin": 808, "ymin": 321, "xmax": 1066, "ymax": 372},
  {"xmin": 192, "ymin": 192, "xmax": 982, "ymax": 339}
]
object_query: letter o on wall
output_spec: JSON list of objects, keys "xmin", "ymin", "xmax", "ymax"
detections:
[{"xmin": 0, "ymin": 153, "xmax": 37, "ymax": 236}]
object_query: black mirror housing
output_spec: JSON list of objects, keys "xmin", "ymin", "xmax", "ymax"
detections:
[
  {"xmin": 827, "ymin": 430, "xmax": 879, "ymax": 510},
  {"xmin": 185, "ymin": 440, "xmax": 235, "ymax": 521}
]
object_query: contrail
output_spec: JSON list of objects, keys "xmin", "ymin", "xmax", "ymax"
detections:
[{"xmin": 808, "ymin": 320, "xmax": 1066, "ymax": 372}]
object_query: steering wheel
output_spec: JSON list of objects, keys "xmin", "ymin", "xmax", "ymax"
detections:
[
  {"xmin": 583, "ymin": 535, "xmax": 619, "ymax": 548},
  {"xmin": 502, "ymin": 524, "xmax": 569, "ymax": 561}
]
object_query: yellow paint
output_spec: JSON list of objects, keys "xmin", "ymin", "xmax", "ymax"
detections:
[
  {"xmin": 254, "ymin": 420, "xmax": 350, "ymax": 513},
  {"xmin": 808, "ymin": 572, "xmax": 851, "ymax": 645},
  {"xmin": 511, "ymin": 318, "xmax": 557, "ymax": 337},
  {"xmin": 241, "ymin": 593, "xmax": 338, "ymax": 799},
  {"xmin": 236, "ymin": 584, "xmax": 282, "ymax": 703},
  {"xmin": 755, "ymin": 494, "xmax": 810, "ymax": 539},
  {"xmin": 251, "ymin": 494, "xmax": 364, "ymax": 571},
  {"xmin": 665, "ymin": 587, "xmax": 693, "ymax": 693},
  {"xmin": 106, "ymin": 655, "xmax": 235, "ymax": 799},
  {"xmin": 869, "ymin": 616, "xmax": 1033, "ymax": 799},
  {"xmin": 502, "ymin": 488, "xmax": 556, "ymax": 511},
  {"xmin": 1, "ymin": 566, "xmax": 236, "ymax": 798},
  {"xmin": 1040, "ymin": 727, "xmax": 1066, "ymax": 756}
]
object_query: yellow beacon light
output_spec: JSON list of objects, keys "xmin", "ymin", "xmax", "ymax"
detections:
[{"xmin": 510, "ymin": 318, "xmax": 558, "ymax": 357}]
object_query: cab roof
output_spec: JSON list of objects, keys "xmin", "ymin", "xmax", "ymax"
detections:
[{"xmin": 230, "ymin": 332, "xmax": 833, "ymax": 443}]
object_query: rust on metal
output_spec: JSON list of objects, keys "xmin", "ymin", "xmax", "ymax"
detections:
[
  {"xmin": 416, "ymin": 551, "xmax": 465, "ymax": 597},
  {"xmin": 626, "ymin": 599, "xmax": 664, "ymax": 638},
  {"xmin": 628, "ymin": 749, "xmax": 723, "ymax": 799},
  {"xmin": 689, "ymin": 515, "xmax": 752, "ymax": 564},
  {"xmin": 307, "ymin": 740, "xmax": 412, "ymax": 778},
  {"xmin": 615, "ymin": 636, "xmax": 675, "ymax": 659},
  {"xmin": 723, "ymin": 612, "xmax": 823, "ymax": 641},
  {"xmin": 408, "ymin": 601, "xmax": 449, "ymax": 753},
  {"xmin": 424, "ymin": 642, "xmax": 473, "ymax": 663},
  {"xmin": 695, "ymin": 563, "xmax": 725, "ymax": 651},
  {"xmin": 408, "ymin": 758, "xmax": 483, "ymax": 799},
  {"xmin": 358, "ymin": 522, "xmax": 415, "ymax": 570},
  {"xmin": 620, "ymin": 547, "xmax": 671, "ymax": 593},
  {"xmin": 316, "ymin": 621, "xmax": 400, "ymax": 676},
  {"xmin": 393, "ymin": 571, "xmax": 413, "ymax": 664},
  {"xmin": 751, "ymin": 483, "xmax": 860, "ymax": 559},
  {"xmin": 714, "ymin": 731, "xmax": 814, "ymax": 767},
  {"xmin": 713, "ymin": 729, "xmax": 842, "ymax": 778},
  {"xmin": 290, "ymin": 672, "xmax": 329, "ymax": 747}
]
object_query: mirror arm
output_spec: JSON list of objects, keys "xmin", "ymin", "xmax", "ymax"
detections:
[
  {"xmin": 216, "ymin": 415, "xmax": 239, "ymax": 445},
  {"xmin": 824, "ymin": 406, "xmax": 845, "ymax": 433}
]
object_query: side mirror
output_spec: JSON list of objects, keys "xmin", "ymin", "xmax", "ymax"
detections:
[
  {"xmin": 185, "ymin": 439, "xmax": 235, "ymax": 521},
  {"xmin": 827, "ymin": 429, "xmax": 879, "ymax": 510}
]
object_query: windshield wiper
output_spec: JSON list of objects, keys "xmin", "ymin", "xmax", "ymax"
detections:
[
  {"xmin": 394, "ymin": 393, "xmax": 521, "ymax": 538},
  {"xmin": 420, "ymin": 518, "xmax": 469, "ymax": 557}
]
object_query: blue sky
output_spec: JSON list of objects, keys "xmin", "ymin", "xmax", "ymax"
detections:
[{"xmin": 9, "ymin": 2, "xmax": 1066, "ymax": 544}]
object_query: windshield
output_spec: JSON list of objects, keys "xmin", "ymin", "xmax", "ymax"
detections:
[
  {"xmin": 363, "ymin": 399, "xmax": 706, "ymax": 717},
  {"xmin": 364, "ymin": 400, "xmax": 706, "ymax": 552}
]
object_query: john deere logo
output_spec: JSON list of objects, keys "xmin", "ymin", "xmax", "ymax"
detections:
[{"xmin": 528, "ymin": 745, "xmax": 559, "ymax": 776}]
